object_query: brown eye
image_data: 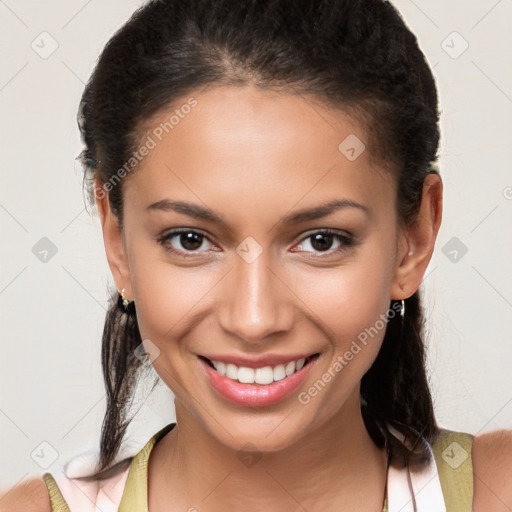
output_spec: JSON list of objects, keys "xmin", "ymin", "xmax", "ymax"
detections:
[
  {"xmin": 293, "ymin": 230, "xmax": 354, "ymax": 257},
  {"xmin": 178, "ymin": 231, "xmax": 203, "ymax": 251},
  {"xmin": 310, "ymin": 233, "xmax": 335, "ymax": 252},
  {"xmin": 157, "ymin": 229, "xmax": 214, "ymax": 257}
]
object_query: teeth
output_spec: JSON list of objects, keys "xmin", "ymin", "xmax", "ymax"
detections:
[
  {"xmin": 273, "ymin": 364, "xmax": 286, "ymax": 381},
  {"xmin": 210, "ymin": 356, "xmax": 311, "ymax": 384},
  {"xmin": 216, "ymin": 361, "xmax": 226, "ymax": 376},
  {"xmin": 226, "ymin": 363, "xmax": 238, "ymax": 380},
  {"xmin": 255, "ymin": 366, "xmax": 274, "ymax": 385},
  {"xmin": 285, "ymin": 361, "xmax": 295, "ymax": 376},
  {"xmin": 238, "ymin": 367, "xmax": 255, "ymax": 383}
]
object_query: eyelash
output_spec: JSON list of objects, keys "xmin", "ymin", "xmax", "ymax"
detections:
[{"xmin": 156, "ymin": 228, "xmax": 355, "ymax": 259}]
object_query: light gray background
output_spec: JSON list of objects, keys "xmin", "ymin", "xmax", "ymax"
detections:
[{"xmin": 1, "ymin": 0, "xmax": 511, "ymax": 489}]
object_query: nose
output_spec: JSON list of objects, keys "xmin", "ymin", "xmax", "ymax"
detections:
[{"xmin": 217, "ymin": 250, "xmax": 294, "ymax": 344}]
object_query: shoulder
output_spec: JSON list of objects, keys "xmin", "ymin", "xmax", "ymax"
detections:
[
  {"xmin": 0, "ymin": 475, "xmax": 51, "ymax": 512},
  {"xmin": 472, "ymin": 428, "xmax": 512, "ymax": 512}
]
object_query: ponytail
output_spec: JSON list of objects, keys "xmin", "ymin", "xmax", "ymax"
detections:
[
  {"xmin": 75, "ymin": 292, "xmax": 159, "ymax": 481},
  {"xmin": 361, "ymin": 292, "xmax": 439, "ymax": 470}
]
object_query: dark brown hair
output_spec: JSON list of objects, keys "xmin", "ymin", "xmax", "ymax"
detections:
[{"xmin": 75, "ymin": 0, "xmax": 441, "ymax": 482}]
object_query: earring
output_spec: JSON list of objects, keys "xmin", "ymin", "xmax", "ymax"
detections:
[
  {"xmin": 398, "ymin": 298, "xmax": 406, "ymax": 344},
  {"xmin": 118, "ymin": 288, "xmax": 135, "ymax": 315}
]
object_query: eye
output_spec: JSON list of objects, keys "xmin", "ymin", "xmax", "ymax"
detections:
[
  {"xmin": 156, "ymin": 229, "xmax": 216, "ymax": 257},
  {"xmin": 156, "ymin": 228, "xmax": 355, "ymax": 259},
  {"xmin": 292, "ymin": 229, "xmax": 354, "ymax": 257}
]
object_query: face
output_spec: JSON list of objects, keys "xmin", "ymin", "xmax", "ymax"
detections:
[{"xmin": 96, "ymin": 84, "xmax": 441, "ymax": 452}]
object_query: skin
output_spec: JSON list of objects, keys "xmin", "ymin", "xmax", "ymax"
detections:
[
  {"xmin": 98, "ymin": 84, "xmax": 440, "ymax": 511},
  {"xmin": 2, "ymin": 84, "xmax": 511, "ymax": 511}
]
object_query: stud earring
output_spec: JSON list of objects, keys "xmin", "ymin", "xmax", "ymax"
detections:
[{"xmin": 117, "ymin": 288, "xmax": 135, "ymax": 315}]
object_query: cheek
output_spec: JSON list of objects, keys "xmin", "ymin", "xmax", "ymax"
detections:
[
  {"xmin": 292, "ymin": 246, "xmax": 396, "ymax": 387},
  {"xmin": 132, "ymin": 261, "xmax": 212, "ymax": 344},
  {"xmin": 123, "ymin": 224, "xmax": 214, "ymax": 347},
  {"xmin": 298, "ymin": 253, "xmax": 394, "ymax": 340},
  {"xmin": 291, "ymin": 259, "xmax": 395, "ymax": 415},
  {"xmin": 130, "ymin": 259, "xmax": 215, "ymax": 398}
]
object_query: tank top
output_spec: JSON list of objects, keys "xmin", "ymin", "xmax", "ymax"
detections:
[{"xmin": 42, "ymin": 423, "xmax": 474, "ymax": 511}]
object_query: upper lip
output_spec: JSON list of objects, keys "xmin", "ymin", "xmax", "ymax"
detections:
[{"xmin": 199, "ymin": 352, "xmax": 318, "ymax": 368}]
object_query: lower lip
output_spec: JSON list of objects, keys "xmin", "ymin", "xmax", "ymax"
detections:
[{"xmin": 198, "ymin": 356, "xmax": 318, "ymax": 408}]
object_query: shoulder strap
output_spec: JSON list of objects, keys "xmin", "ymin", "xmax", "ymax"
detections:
[
  {"xmin": 430, "ymin": 429, "xmax": 474, "ymax": 512},
  {"xmin": 43, "ymin": 473, "xmax": 71, "ymax": 512},
  {"xmin": 42, "ymin": 423, "xmax": 176, "ymax": 512},
  {"xmin": 118, "ymin": 422, "xmax": 177, "ymax": 512}
]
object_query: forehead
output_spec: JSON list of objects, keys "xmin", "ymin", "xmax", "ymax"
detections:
[{"xmin": 123, "ymin": 85, "xmax": 396, "ymax": 227}]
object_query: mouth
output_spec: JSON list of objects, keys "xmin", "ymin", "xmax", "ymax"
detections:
[{"xmin": 198, "ymin": 353, "xmax": 320, "ymax": 385}]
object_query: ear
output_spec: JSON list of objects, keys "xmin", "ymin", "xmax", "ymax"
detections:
[
  {"xmin": 390, "ymin": 172, "xmax": 443, "ymax": 300},
  {"xmin": 94, "ymin": 176, "xmax": 133, "ymax": 299}
]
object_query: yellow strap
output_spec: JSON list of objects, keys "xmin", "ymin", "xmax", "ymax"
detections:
[
  {"xmin": 118, "ymin": 422, "xmax": 177, "ymax": 511},
  {"xmin": 430, "ymin": 429, "xmax": 474, "ymax": 512},
  {"xmin": 42, "ymin": 473, "xmax": 71, "ymax": 512},
  {"xmin": 41, "ymin": 423, "xmax": 175, "ymax": 512}
]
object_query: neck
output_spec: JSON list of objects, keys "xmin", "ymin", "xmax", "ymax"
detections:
[{"xmin": 148, "ymin": 391, "xmax": 388, "ymax": 512}]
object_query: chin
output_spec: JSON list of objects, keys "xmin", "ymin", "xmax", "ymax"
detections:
[{"xmin": 210, "ymin": 416, "xmax": 310, "ymax": 454}]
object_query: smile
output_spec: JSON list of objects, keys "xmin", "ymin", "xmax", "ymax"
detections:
[{"xmin": 202, "ymin": 355, "xmax": 318, "ymax": 385}]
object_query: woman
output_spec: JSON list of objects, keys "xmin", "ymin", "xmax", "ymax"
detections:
[{"xmin": 3, "ymin": 0, "xmax": 511, "ymax": 510}]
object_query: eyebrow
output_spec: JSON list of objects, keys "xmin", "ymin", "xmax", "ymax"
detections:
[{"xmin": 145, "ymin": 198, "xmax": 370, "ymax": 226}]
